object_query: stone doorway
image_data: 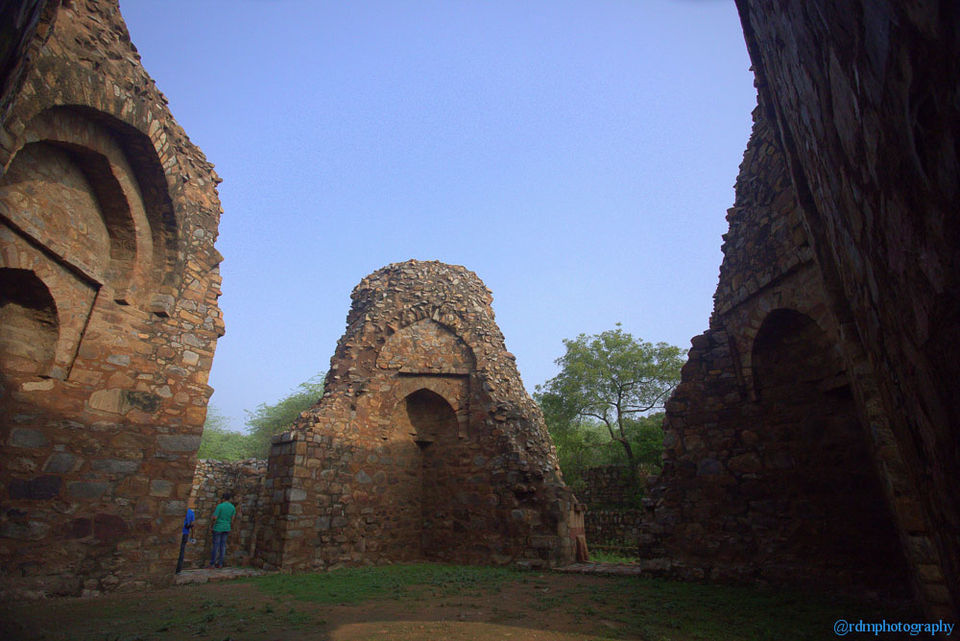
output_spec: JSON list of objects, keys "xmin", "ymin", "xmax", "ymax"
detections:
[
  {"xmin": 750, "ymin": 309, "xmax": 909, "ymax": 593},
  {"xmin": 405, "ymin": 388, "xmax": 459, "ymax": 560}
]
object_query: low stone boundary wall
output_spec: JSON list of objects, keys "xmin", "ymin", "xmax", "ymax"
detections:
[
  {"xmin": 579, "ymin": 466, "xmax": 637, "ymax": 508},
  {"xmin": 184, "ymin": 459, "xmax": 267, "ymax": 569},
  {"xmin": 585, "ymin": 509, "xmax": 643, "ymax": 553}
]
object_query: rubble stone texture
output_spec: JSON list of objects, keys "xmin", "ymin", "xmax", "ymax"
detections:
[
  {"xmin": 0, "ymin": 0, "xmax": 956, "ymax": 620},
  {"xmin": 641, "ymin": 0, "xmax": 959, "ymax": 619},
  {"xmin": 578, "ymin": 466, "xmax": 638, "ymax": 510},
  {"xmin": 578, "ymin": 466, "xmax": 642, "ymax": 552},
  {"xmin": 0, "ymin": 0, "xmax": 223, "ymax": 597},
  {"xmin": 185, "ymin": 459, "xmax": 268, "ymax": 570},
  {"xmin": 256, "ymin": 260, "xmax": 583, "ymax": 570}
]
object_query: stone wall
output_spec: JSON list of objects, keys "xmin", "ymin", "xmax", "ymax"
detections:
[
  {"xmin": 257, "ymin": 260, "xmax": 582, "ymax": 571},
  {"xmin": 640, "ymin": 102, "xmax": 922, "ymax": 603},
  {"xmin": 185, "ymin": 459, "xmax": 267, "ymax": 569},
  {"xmin": 0, "ymin": 0, "xmax": 223, "ymax": 598},
  {"xmin": 578, "ymin": 466, "xmax": 637, "ymax": 509},
  {"xmin": 635, "ymin": 2, "xmax": 960, "ymax": 607},
  {"xmin": 734, "ymin": 0, "xmax": 959, "ymax": 617},
  {"xmin": 584, "ymin": 510, "xmax": 642, "ymax": 553},
  {"xmin": 578, "ymin": 467, "xmax": 643, "ymax": 553}
]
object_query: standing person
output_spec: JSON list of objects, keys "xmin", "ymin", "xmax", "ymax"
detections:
[
  {"xmin": 175, "ymin": 503, "xmax": 195, "ymax": 573},
  {"xmin": 209, "ymin": 492, "xmax": 236, "ymax": 569}
]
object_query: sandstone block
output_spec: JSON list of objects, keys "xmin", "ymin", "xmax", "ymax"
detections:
[
  {"xmin": 43, "ymin": 453, "xmax": 77, "ymax": 473},
  {"xmin": 9, "ymin": 428, "xmax": 48, "ymax": 448},
  {"xmin": 68, "ymin": 481, "xmax": 109, "ymax": 500},
  {"xmin": 157, "ymin": 435, "xmax": 201, "ymax": 452}
]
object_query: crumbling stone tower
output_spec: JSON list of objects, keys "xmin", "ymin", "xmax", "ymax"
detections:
[
  {"xmin": 257, "ymin": 260, "xmax": 581, "ymax": 570},
  {"xmin": 0, "ymin": 1, "xmax": 223, "ymax": 596}
]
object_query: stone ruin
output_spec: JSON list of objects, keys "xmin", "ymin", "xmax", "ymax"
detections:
[
  {"xmin": 0, "ymin": 0, "xmax": 957, "ymax": 621},
  {"xmin": 639, "ymin": 103, "xmax": 915, "ymax": 595},
  {"xmin": 634, "ymin": 0, "xmax": 959, "ymax": 618},
  {"xmin": 255, "ymin": 260, "xmax": 584, "ymax": 570},
  {"xmin": 0, "ymin": 0, "xmax": 223, "ymax": 597}
]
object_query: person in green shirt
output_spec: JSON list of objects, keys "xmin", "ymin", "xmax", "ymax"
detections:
[{"xmin": 209, "ymin": 492, "xmax": 236, "ymax": 568}]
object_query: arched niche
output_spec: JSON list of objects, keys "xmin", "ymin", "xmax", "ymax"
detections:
[
  {"xmin": 752, "ymin": 309, "xmax": 845, "ymax": 395},
  {"xmin": 1, "ymin": 140, "xmax": 131, "ymax": 283},
  {"xmin": 405, "ymin": 388, "xmax": 458, "ymax": 447},
  {"xmin": 383, "ymin": 387, "xmax": 464, "ymax": 559},
  {"xmin": 0, "ymin": 268, "xmax": 58, "ymax": 378},
  {"xmin": 749, "ymin": 308, "xmax": 909, "ymax": 593},
  {"xmin": 0, "ymin": 106, "xmax": 178, "ymax": 301}
]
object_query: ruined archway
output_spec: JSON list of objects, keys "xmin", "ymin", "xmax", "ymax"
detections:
[{"xmin": 750, "ymin": 309, "xmax": 909, "ymax": 593}]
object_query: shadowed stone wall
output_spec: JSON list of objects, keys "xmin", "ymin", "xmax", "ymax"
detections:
[
  {"xmin": 0, "ymin": 0, "xmax": 223, "ymax": 597},
  {"xmin": 585, "ymin": 510, "xmax": 642, "ymax": 555},
  {"xmin": 640, "ymin": 0, "xmax": 960, "ymax": 613},
  {"xmin": 578, "ymin": 466, "xmax": 637, "ymax": 510},
  {"xmin": 734, "ymin": 0, "xmax": 959, "ymax": 617},
  {"xmin": 579, "ymin": 466, "xmax": 643, "ymax": 554},
  {"xmin": 641, "ymin": 103, "xmax": 918, "ymax": 603},
  {"xmin": 257, "ymin": 260, "xmax": 582, "ymax": 571}
]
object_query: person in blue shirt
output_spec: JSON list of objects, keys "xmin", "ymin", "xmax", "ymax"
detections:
[{"xmin": 176, "ymin": 504, "xmax": 195, "ymax": 574}]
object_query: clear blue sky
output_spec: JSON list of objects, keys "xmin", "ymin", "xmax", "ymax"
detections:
[{"xmin": 120, "ymin": 1, "xmax": 756, "ymax": 431}]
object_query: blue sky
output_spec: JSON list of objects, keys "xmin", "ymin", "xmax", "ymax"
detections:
[{"xmin": 120, "ymin": 0, "xmax": 756, "ymax": 431}]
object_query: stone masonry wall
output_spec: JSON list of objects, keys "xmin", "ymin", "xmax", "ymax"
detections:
[
  {"xmin": 579, "ymin": 466, "xmax": 643, "ymax": 553},
  {"xmin": 736, "ymin": 0, "xmax": 960, "ymax": 617},
  {"xmin": 640, "ymin": 102, "xmax": 924, "ymax": 604},
  {"xmin": 578, "ymin": 466, "xmax": 637, "ymax": 509},
  {"xmin": 584, "ymin": 510, "xmax": 642, "ymax": 552},
  {"xmin": 185, "ymin": 459, "xmax": 267, "ymax": 569},
  {"xmin": 257, "ymin": 260, "xmax": 582, "ymax": 571},
  {"xmin": 0, "ymin": 0, "xmax": 223, "ymax": 598}
]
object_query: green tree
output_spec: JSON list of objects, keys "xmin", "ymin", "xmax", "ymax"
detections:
[
  {"xmin": 198, "ymin": 405, "xmax": 256, "ymax": 461},
  {"xmin": 244, "ymin": 372, "xmax": 325, "ymax": 456},
  {"xmin": 535, "ymin": 326, "xmax": 684, "ymax": 474}
]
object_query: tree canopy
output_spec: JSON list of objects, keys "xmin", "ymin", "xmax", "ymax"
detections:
[
  {"xmin": 244, "ymin": 373, "xmax": 325, "ymax": 455},
  {"xmin": 197, "ymin": 373, "xmax": 325, "ymax": 461},
  {"xmin": 197, "ymin": 405, "xmax": 256, "ymax": 461},
  {"xmin": 535, "ymin": 326, "xmax": 684, "ymax": 487}
]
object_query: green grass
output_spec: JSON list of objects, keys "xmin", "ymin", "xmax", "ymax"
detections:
[
  {"xmin": 246, "ymin": 563, "xmax": 916, "ymax": 641},
  {"xmin": 246, "ymin": 562, "xmax": 520, "ymax": 604},
  {"xmin": 590, "ymin": 549, "xmax": 640, "ymax": 564},
  {"xmin": 576, "ymin": 575, "xmax": 917, "ymax": 641},
  {"xmin": 2, "ymin": 563, "xmax": 917, "ymax": 641}
]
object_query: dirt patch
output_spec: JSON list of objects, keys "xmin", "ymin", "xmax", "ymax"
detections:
[{"xmin": 0, "ymin": 574, "xmax": 616, "ymax": 641}]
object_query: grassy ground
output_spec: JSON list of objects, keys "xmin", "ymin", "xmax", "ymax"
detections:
[
  {"xmin": 0, "ymin": 564, "xmax": 916, "ymax": 641},
  {"xmin": 588, "ymin": 549, "xmax": 641, "ymax": 564}
]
